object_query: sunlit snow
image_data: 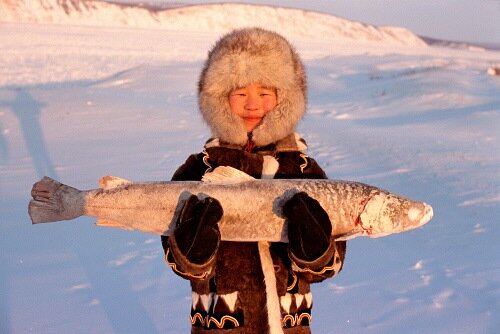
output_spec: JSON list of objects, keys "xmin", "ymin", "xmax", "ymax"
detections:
[{"xmin": 0, "ymin": 1, "xmax": 498, "ymax": 334}]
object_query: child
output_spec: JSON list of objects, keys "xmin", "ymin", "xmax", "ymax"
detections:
[{"xmin": 161, "ymin": 28, "xmax": 346, "ymax": 334}]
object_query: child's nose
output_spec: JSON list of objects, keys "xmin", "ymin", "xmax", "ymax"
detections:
[{"xmin": 245, "ymin": 94, "xmax": 260, "ymax": 110}]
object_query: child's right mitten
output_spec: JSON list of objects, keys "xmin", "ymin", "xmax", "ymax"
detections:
[{"xmin": 173, "ymin": 195, "xmax": 222, "ymax": 264}]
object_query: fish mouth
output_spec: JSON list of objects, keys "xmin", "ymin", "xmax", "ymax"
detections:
[
  {"xmin": 408, "ymin": 203, "xmax": 434, "ymax": 226},
  {"xmin": 422, "ymin": 203, "xmax": 434, "ymax": 224}
]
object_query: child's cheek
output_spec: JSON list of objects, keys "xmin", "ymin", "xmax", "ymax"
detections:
[{"xmin": 263, "ymin": 98, "xmax": 277, "ymax": 112}]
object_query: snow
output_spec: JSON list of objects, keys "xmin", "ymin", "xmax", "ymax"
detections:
[
  {"xmin": 0, "ymin": 0, "xmax": 426, "ymax": 46},
  {"xmin": 1, "ymin": 1, "xmax": 499, "ymax": 334}
]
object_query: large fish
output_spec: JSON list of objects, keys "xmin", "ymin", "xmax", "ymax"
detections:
[{"xmin": 28, "ymin": 167, "xmax": 433, "ymax": 241}]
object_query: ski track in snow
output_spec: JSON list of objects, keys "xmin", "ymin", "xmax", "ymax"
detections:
[{"xmin": 1, "ymin": 6, "xmax": 499, "ymax": 334}]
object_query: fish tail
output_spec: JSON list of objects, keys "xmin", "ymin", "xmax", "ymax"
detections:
[{"xmin": 29, "ymin": 176, "xmax": 84, "ymax": 224}]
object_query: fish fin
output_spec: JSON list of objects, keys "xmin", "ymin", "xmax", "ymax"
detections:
[
  {"xmin": 202, "ymin": 166, "xmax": 255, "ymax": 183},
  {"xmin": 96, "ymin": 218, "xmax": 134, "ymax": 230},
  {"xmin": 98, "ymin": 175, "xmax": 131, "ymax": 189},
  {"xmin": 29, "ymin": 177, "xmax": 84, "ymax": 224}
]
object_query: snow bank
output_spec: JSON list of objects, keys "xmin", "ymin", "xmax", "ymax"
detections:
[{"xmin": 0, "ymin": 0, "xmax": 426, "ymax": 46}]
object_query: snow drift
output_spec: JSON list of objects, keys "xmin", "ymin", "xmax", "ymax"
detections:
[{"xmin": 0, "ymin": 0, "xmax": 426, "ymax": 46}]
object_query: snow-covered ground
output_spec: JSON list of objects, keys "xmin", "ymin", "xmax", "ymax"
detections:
[{"xmin": 1, "ymin": 2, "xmax": 499, "ymax": 333}]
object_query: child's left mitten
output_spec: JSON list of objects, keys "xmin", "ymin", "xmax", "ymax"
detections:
[{"xmin": 282, "ymin": 192, "xmax": 332, "ymax": 261}]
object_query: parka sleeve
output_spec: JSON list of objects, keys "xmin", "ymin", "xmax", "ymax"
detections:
[
  {"xmin": 164, "ymin": 234, "xmax": 217, "ymax": 280},
  {"xmin": 290, "ymin": 238, "xmax": 346, "ymax": 283},
  {"xmin": 161, "ymin": 153, "xmax": 216, "ymax": 281}
]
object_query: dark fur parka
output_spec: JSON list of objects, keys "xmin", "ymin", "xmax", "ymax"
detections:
[{"xmin": 162, "ymin": 135, "xmax": 346, "ymax": 334}]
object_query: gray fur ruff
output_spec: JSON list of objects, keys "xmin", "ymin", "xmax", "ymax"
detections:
[{"xmin": 198, "ymin": 28, "xmax": 307, "ymax": 147}]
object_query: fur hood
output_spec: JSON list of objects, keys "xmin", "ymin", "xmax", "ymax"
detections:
[{"xmin": 198, "ymin": 28, "xmax": 307, "ymax": 147}]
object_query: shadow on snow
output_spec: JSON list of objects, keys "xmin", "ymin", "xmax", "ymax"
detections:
[{"xmin": 0, "ymin": 69, "xmax": 161, "ymax": 333}]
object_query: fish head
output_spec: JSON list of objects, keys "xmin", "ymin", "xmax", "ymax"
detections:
[{"xmin": 359, "ymin": 193, "xmax": 433, "ymax": 237}]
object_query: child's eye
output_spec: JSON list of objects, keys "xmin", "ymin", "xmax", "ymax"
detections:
[{"xmin": 260, "ymin": 89, "xmax": 276, "ymax": 96}]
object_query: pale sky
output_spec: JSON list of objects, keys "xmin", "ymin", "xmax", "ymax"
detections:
[{"xmin": 124, "ymin": 0, "xmax": 500, "ymax": 45}]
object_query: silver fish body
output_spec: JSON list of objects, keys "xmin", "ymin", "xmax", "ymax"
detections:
[{"xmin": 28, "ymin": 172, "xmax": 433, "ymax": 241}]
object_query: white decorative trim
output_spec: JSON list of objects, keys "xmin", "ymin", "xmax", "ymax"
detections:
[
  {"xmin": 213, "ymin": 294, "xmax": 219, "ymax": 309},
  {"xmin": 262, "ymin": 156, "xmax": 279, "ymax": 179},
  {"xmin": 280, "ymin": 293, "xmax": 292, "ymax": 313},
  {"xmin": 295, "ymin": 294, "xmax": 304, "ymax": 309},
  {"xmin": 200, "ymin": 293, "xmax": 213, "ymax": 312},
  {"xmin": 192, "ymin": 292, "xmax": 200, "ymax": 310},
  {"xmin": 207, "ymin": 315, "xmax": 240, "ymax": 329},
  {"xmin": 220, "ymin": 292, "xmax": 239, "ymax": 313},
  {"xmin": 257, "ymin": 242, "xmax": 284, "ymax": 334},
  {"xmin": 305, "ymin": 292, "xmax": 313, "ymax": 308}
]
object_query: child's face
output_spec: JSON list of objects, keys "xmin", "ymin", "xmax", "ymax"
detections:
[{"xmin": 228, "ymin": 83, "xmax": 277, "ymax": 132}]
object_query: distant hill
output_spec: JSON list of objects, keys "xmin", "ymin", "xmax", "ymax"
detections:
[{"xmin": 0, "ymin": 0, "xmax": 427, "ymax": 47}]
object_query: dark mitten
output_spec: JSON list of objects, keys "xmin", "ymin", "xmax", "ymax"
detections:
[
  {"xmin": 283, "ymin": 192, "xmax": 332, "ymax": 261},
  {"xmin": 174, "ymin": 195, "xmax": 222, "ymax": 264}
]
